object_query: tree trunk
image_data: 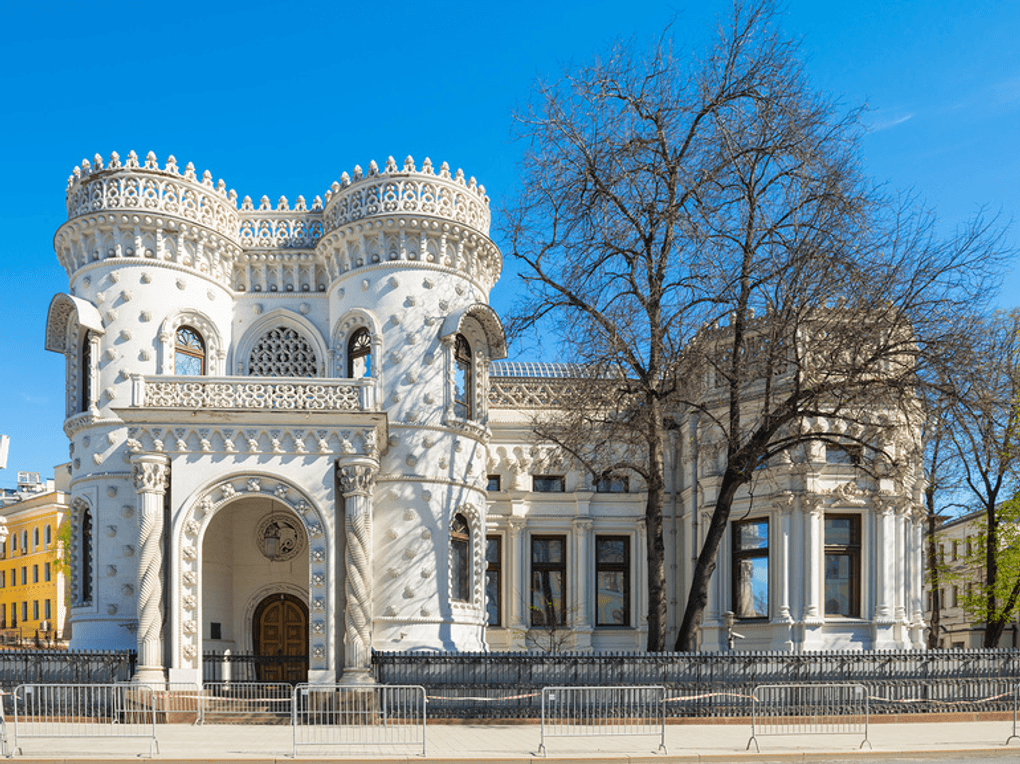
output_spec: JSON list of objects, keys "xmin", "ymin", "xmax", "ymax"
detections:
[
  {"xmin": 983, "ymin": 501, "xmax": 999, "ymax": 649},
  {"xmin": 925, "ymin": 494, "xmax": 941, "ymax": 650},
  {"xmin": 674, "ymin": 468, "xmax": 741, "ymax": 651},
  {"xmin": 644, "ymin": 399, "xmax": 668, "ymax": 652}
]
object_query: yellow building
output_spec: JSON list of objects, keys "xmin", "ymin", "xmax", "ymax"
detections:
[{"xmin": 0, "ymin": 467, "xmax": 70, "ymax": 645}]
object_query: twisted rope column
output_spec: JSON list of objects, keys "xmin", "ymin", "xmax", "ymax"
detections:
[
  {"xmin": 337, "ymin": 458, "xmax": 377, "ymax": 684},
  {"xmin": 131, "ymin": 454, "xmax": 170, "ymax": 685}
]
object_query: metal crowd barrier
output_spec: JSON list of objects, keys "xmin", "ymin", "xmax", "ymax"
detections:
[
  {"xmin": 203, "ymin": 681, "xmax": 293, "ymax": 721},
  {"xmin": 0, "ymin": 695, "xmax": 7, "ymax": 757},
  {"xmin": 1008, "ymin": 682, "xmax": 1020, "ymax": 746},
  {"xmin": 747, "ymin": 683, "xmax": 870, "ymax": 752},
  {"xmin": 539, "ymin": 686, "xmax": 667, "ymax": 756},
  {"xmin": 13, "ymin": 683, "xmax": 159, "ymax": 757},
  {"xmin": 291, "ymin": 683, "xmax": 426, "ymax": 757}
]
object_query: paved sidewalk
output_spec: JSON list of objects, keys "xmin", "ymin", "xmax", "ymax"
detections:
[{"xmin": 5, "ymin": 719, "xmax": 1020, "ymax": 762}]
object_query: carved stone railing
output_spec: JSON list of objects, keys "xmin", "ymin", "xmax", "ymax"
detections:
[
  {"xmin": 322, "ymin": 156, "xmax": 491, "ymax": 236},
  {"xmin": 489, "ymin": 378, "xmax": 579, "ymax": 409},
  {"xmin": 64, "ymin": 151, "xmax": 240, "ymax": 239},
  {"xmin": 128, "ymin": 375, "xmax": 376, "ymax": 412}
]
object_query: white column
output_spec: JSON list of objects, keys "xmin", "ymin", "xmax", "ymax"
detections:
[
  {"xmin": 802, "ymin": 499, "xmax": 823, "ymax": 622},
  {"xmin": 572, "ymin": 517, "xmax": 593, "ymax": 650},
  {"xmin": 894, "ymin": 502, "xmax": 909, "ymax": 624},
  {"xmin": 337, "ymin": 458, "xmax": 378, "ymax": 684},
  {"xmin": 910, "ymin": 506, "xmax": 927, "ymax": 648},
  {"xmin": 508, "ymin": 517, "xmax": 526, "ymax": 642},
  {"xmin": 873, "ymin": 499, "xmax": 895, "ymax": 621},
  {"xmin": 131, "ymin": 453, "xmax": 170, "ymax": 685}
]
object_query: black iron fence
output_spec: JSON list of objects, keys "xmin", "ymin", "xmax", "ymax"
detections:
[
  {"xmin": 203, "ymin": 651, "xmax": 308, "ymax": 684},
  {"xmin": 373, "ymin": 649, "xmax": 1020, "ymax": 719},
  {"xmin": 0, "ymin": 649, "xmax": 135, "ymax": 692}
]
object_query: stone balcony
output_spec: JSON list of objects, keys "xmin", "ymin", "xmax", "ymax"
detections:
[{"xmin": 128, "ymin": 374, "xmax": 377, "ymax": 412}]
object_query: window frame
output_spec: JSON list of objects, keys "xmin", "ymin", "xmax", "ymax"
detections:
[
  {"xmin": 174, "ymin": 325, "xmax": 206, "ymax": 375},
  {"xmin": 347, "ymin": 327, "xmax": 372, "ymax": 378},
  {"xmin": 530, "ymin": 535, "xmax": 567, "ymax": 627},
  {"xmin": 595, "ymin": 535, "xmax": 631, "ymax": 627},
  {"xmin": 824, "ymin": 513, "xmax": 861, "ymax": 618},
  {"xmin": 732, "ymin": 517, "xmax": 770, "ymax": 620},
  {"xmin": 595, "ymin": 474, "xmax": 629, "ymax": 493},
  {"xmin": 80, "ymin": 330, "xmax": 93, "ymax": 413},
  {"xmin": 485, "ymin": 534, "xmax": 502, "ymax": 627},
  {"xmin": 486, "ymin": 474, "xmax": 501, "ymax": 492}
]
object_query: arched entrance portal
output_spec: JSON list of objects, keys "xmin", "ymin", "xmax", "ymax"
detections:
[{"xmin": 253, "ymin": 593, "xmax": 308, "ymax": 683}]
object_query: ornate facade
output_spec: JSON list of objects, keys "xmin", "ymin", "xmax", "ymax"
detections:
[{"xmin": 44, "ymin": 151, "xmax": 924, "ymax": 685}]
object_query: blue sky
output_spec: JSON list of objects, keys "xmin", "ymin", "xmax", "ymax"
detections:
[{"xmin": 0, "ymin": 0, "xmax": 1017, "ymax": 487}]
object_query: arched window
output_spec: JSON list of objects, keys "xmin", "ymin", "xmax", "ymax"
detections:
[
  {"xmin": 80, "ymin": 330, "xmax": 92, "ymax": 413},
  {"xmin": 248, "ymin": 326, "xmax": 318, "ymax": 377},
  {"xmin": 80, "ymin": 508, "xmax": 93, "ymax": 604},
  {"xmin": 32, "ymin": 527, "xmax": 39, "ymax": 549},
  {"xmin": 174, "ymin": 326, "xmax": 206, "ymax": 375},
  {"xmin": 44, "ymin": 525, "xmax": 52, "ymax": 547},
  {"xmin": 454, "ymin": 334, "xmax": 472, "ymax": 419},
  {"xmin": 451, "ymin": 513, "xmax": 470, "ymax": 602},
  {"xmin": 347, "ymin": 328, "xmax": 372, "ymax": 378}
]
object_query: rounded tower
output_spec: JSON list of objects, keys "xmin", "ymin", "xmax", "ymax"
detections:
[
  {"xmin": 316, "ymin": 155, "xmax": 506, "ymax": 650},
  {"xmin": 47, "ymin": 151, "xmax": 238, "ymax": 648}
]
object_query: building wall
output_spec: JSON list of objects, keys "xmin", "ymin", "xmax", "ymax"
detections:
[{"xmin": 0, "ymin": 484, "xmax": 69, "ymax": 642}]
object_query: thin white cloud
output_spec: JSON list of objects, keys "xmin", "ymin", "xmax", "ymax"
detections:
[
  {"xmin": 19, "ymin": 393, "xmax": 48, "ymax": 405},
  {"xmin": 868, "ymin": 113, "xmax": 914, "ymax": 132}
]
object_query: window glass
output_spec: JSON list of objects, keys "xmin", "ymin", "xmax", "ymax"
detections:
[
  {"xmin": 486, "ymin": 474, "xmax": 501, "ymax": 492},
  {"xmin": 531, "ymin": 536, "xmax": 566, "ymax": 626},
  {"xmin": 596, "ymin": 536, "xmax": 629, "ymax": 626},
  {"xmin": 485, "ymin": 535, "xmax": 501, "ymax": 626},
  {"xmin": 596, "ymin": 475, "xmax": 629, "ymax": 493},
  {"xmin": 45, "ymin": 525, "xmax": 51, "ymax": 547},
  {"xmin": 733, "ymin": 519, "xmax": 769, "ymax": 618},
  {"xmin": 454, "ymin": 334, "xmax": 472, "ymax": 419},
  {"xmin": 174, "ymin": 326, "xmax": 205, "ymax": 375},
  {"xmin": 532, "ymin": 475, "xmax": 565, "ymax": 493},
  {"xmin": 824, "ymin": 515, "xmax": 860, "ymax": 617},
  {"xmin": 81, "ymin": 331, "xmax": 92, "ymax": 412},
  {"xmin": 451, "ymin": 514, "xmax": 470, "ymax": 602}
]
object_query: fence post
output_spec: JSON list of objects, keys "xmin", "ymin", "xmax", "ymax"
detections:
[{"xmin": 1007, "ymin": 682, "xmax": 1019, "ymax": 745}]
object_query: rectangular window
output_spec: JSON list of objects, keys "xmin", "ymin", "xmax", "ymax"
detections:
[
  {"xmin": 20, "ymin": 567, "xmax": 26, "ymax": 586},
  {"xmin": 486, "ymin": 474, "xmax": 501, "ymax": 492},
  {"xmin": 532, "ymin": 475, "xmax": 565, "ymax": 493},
  {"xmin": 826, "ymin": 445, "xmax": 861, "ymax": 465},
  {"xmin": 0, "ymin": 603, "xmax": 5, "ymax": 627},
  {"xmin": 531, "ymin": 535, "xmax": 566, "ymax": 626},
  {"xmin": 966, "ymin": 536, "xmax": 973, "ymax": 556},
  {"xmin": 11, "ymin": 535, "xmax": 16, "ymax": 552},
  {"xmin": 595, "ymin": 475, "xmax": 629, "ymax": 493},
  {"xmin": 21, "ymin": 602, "xmax": 27, "ymax": 623},
  {"xmin": 951, "ymin": 585, "xmax": 959, "ymax": 608},
  {"xmin": 32, "ymin": 600, "xmax": 38, "ymax": 621},
  {"xmin": 0, "ymin": 570, "xmax": 4, "ymax": 588},
  {"xmin": 210, "ymin": 622, "xmax": 222, "ymax": 640},
  {"xmin": 824, "ymin": 515, "xmax": 860, "ymax": 617},
  {"xmin": 939, "ymin": 544, "xmax": 945, "ymax": 564},
  {"xmin": 952, "ymin": 540, "xmax": 958, "ymax": 561},
  {"xmin": 485, "ymin": 535, "xmax": 501, "ymax": 626},
  {"xmin": 44, "ymin": 599, "xmax": 51, "ymax": 620},
  {"xmin": 32, "ymin": 565, "xmax": 38, "ymax": 583},
  {"xmin": 45, "ymin": 563, "xmax": 51, "ymax": 582},
  {"xmin": 733, "ymin": 518, "xmax": 769, "ymax": 618},
  {"xmin": 595, "ymin": 535, "xmax": 630, "ymax": 626}
]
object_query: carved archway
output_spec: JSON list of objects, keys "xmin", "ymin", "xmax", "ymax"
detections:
[{"xmin": 171, "ymin": 474, "xmax": 332, "ymax": 676}]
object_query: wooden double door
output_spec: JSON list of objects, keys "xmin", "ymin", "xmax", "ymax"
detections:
[{"xmin": 252, "ymin": 593, "xmax": 308, "ymax": 683}]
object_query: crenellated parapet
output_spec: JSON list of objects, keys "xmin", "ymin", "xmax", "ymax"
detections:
[
  {"xmin": 316, "ymin": 157, "xmax": 501, "ymax": 294},
  {"xmin": 56, "ymin": 151, "xmax": 242, "ymax": 286},
  {"xmin": 55, "ymin": 151, "xmax": 500, "ymax": 295}
]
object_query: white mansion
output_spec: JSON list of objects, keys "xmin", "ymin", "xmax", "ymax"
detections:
[{"xmin": 44, "ymin": 151, "xmax": 926, "ymax": 685}]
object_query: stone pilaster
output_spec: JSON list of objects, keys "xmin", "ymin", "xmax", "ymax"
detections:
[
  {"xmin": 337, "ymin": 457, "xmax": 378, "ymax": 684},
  {"xmin": 572, "ymin": 516, "xmax": 593, "ymax": 650},
  {"xmin": 131, "ymin": 453, "xmax": 170, "ymax": 685}
]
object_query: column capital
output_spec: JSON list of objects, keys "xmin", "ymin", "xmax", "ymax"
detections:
[
  {"xmin": 131, "ymin": 454, "xmax": 170, "ymax": 495},
  {"xmin": 335, "ymin": 457, "xmax": 378, "ymax": 499},
  {"xmin": 507, "ymin": 516, "xmax": 525, "ymax": 537},
  {"xmin": 572, "ymin": 516, "xmax": 593, "ymax": 532}
]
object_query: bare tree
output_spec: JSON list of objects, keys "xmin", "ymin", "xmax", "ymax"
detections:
[
  {"xmin": 504, "ymin": 0, "xmax": 1009, "ymax": 651},
  {"xmin": 946, "ymin": 311, "xmax": 1020, "ymax": 648}
]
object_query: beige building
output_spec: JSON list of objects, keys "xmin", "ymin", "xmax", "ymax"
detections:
[
  {"xmin": 926, "ymin": 510, "xmax": 1020, "ymax": 649},
  {"xmin": 0, "ymin": 467, "xmax": 71, "ymax": 645}
]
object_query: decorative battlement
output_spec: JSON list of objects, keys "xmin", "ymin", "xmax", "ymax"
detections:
[{"xmin": 57, "ymin": 151, "xmax": 498, "ymax": 292}]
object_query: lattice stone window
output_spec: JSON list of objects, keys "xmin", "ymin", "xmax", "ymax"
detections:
[{"xmin": 248, "ymin": 326, "xmax": 318, "ymax": 377}]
